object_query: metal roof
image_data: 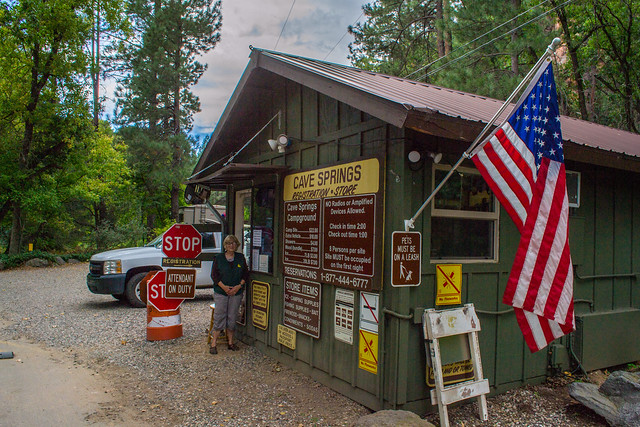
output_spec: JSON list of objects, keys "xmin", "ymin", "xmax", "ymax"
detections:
[
  {"xmin": 258, "ymin": 49, "xmax": 640, "ymax": 159},
  {"xmin": 191, "ymin": 48, "xmax": 640, "ymax": 180}
]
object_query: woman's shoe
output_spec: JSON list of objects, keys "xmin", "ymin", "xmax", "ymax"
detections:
[
  {"xmin": 228, "ymin": 343, "xmax": 239, "ymax": 351},
  {"xmin": 209, "ymin": 346, "xmax": 217, "ymax": 354}
]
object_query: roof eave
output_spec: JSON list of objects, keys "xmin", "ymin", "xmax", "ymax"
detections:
[
  {"xmin": 191, "ymin": 53, "xmax": 259, "ymax": 177},
  {"xmin": 256, "ymin": 51, "xmax": 411, "ymax": 129}
]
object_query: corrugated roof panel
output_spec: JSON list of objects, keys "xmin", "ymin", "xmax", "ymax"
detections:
[{"xmin": 260, "ymin": 50, "xmax": 640, "ymax": 159}]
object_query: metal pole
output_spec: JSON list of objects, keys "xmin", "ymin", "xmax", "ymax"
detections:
[{"xmin": 404, "ymin": 38, "xmax": 561, "ymax": 231}]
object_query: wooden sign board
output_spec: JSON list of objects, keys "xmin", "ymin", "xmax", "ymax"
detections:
[
  {"xmin": 426, "ymin": 360, "xmax": 475, "ymax": 387},
  {"xmin": 391, "ymin": 231, "xmax": 421, "ymax": 286},
  {"xmin": 162, "ymin": 258, "xmax": 202, "ymax": 268},
  {"xmin": 283, "ymin": 278, "xmax": 321, "ymax": 338},
  {"xmin": 165, "ymin": 268, "xmax": 196, "ymax": 299},
  {"xmin": 282, "ymin": 157, "xmax": 384, "ymax": 292},
  {"xmin": 251, "ymin": 281, "xmax": 270, "ymax": 330},
  {"xmin": 277, "ymin": 324, "xmax": 296, "ymax": 350}
]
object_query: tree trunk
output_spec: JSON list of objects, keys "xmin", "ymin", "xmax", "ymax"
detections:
[
  {"xmin": 443, "ymin": 0, "xmax": 452, "ymax": 55},
  {"xmin": 171, "ymin": 183, "xmax": 180, "ymax": 221},
  {"xmin": 510, "ymin": 0, "xmax": 521, "ymax": 75},
  {"xmin": 0, "ymin": 199, "xmax": 11, "ymax": 226},
  {"xmin": 8, "ymin": 203, "xmax": 23, "ymax": 255},
  {"xmin": 436, "ymin": 0, "xmax": 445, "ymax": 58},
  {"xmin": 553, "ymin": 0, "xmax": 589, "ymax": 120},
  {"xmin": 146, "ymin": 213, "xmax": 156, "ymax": 241},
  {"xmin": 92, "ymin": 0, "xmax": 101, "ymax": 130}
]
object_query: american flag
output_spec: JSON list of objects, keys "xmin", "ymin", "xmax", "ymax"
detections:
[{"xmin": 471, "ymin": 61, "xmax": 574, "ymax": 352}]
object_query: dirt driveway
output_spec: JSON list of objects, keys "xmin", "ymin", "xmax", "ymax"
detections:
[
  {"xmin": 0, "ymin": 263, "xmax": 369, "ymax": 426},
  {"xmin": 0, "ymin": 262, "xmax": 611, "ymax": 426},
  {"xmin": 0, "ymin": 338, "xmax": 150, "ymax": 426}
]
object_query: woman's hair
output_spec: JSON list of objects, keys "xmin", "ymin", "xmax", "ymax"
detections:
[{"xmin": 223, "ymin": 234, "xmax": 240, "ymax": 248}]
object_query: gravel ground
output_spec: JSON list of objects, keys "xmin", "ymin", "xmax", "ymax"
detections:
[{"xmin": 0, "ymin": 263, "xmax": 610, "ymax": 426}]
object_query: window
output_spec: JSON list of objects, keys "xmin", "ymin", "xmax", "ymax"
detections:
[
  {"xmin": 235, "ymin": 189, "xmax": 253, "ymax": 262},
  {"xmin": 430, "ymin": 165, "xmax": 499, "ymax": 261},
  {"xmin": 234, "ymin": 186, "xmax": 275, "ymax": 273},
  {"xmin": 251, "ymin": 186, "xmax": 275, "ymax": 273},
  {"xmin": 566, "ymin": 170, "xmax": 580, "ymax": 208}
]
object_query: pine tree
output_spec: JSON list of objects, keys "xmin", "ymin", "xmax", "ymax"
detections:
[
  {"xmin": 113, "ymin": 0, "xmax": 221, "ymax": 227},
  {"xmin": 348, "ymin": 0, "xmax": 447, "ymax": 78}
]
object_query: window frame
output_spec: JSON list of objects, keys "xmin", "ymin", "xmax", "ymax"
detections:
[
  {"xmin": 430, "ymin": 164, "xmax": 500, "ymax": 263},
  {"xmin": 233, "ymin": 184, "xmax": 276, "ymax": 275}
]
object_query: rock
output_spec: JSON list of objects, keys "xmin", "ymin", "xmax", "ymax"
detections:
[
  {"xmin": 589, "ymin": 370, "xmax": 609, "ymax": 387},
  {"xmin": 353, "ymin": 410, "xmax": 435, "ymax": 427},
  {"xmin": 599, "ymin": 371, "xmax": 640, "ymax": 402},
  {"xmin": 24, "ymin": 258, "xmax": 50, "ymax": 268},
  {"xmin": 569, "ymin": 382, "xmax": 619, "ymax": 424},
  {"xmin": 54, "ymin": 256, "xmax": 66, "ymax": 265},
  {"xmin": 67, "ymin": 259, "xmax": 81, "ymax": 264},
  {"xmin": 569, "ymin": 370, "xmax": 640, "ymax": 426},
  {"xmin": 0, "ymin": 260, "xmax": 5, "ymax": 270}
]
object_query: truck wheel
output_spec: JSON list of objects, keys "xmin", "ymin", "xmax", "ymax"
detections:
[{"xmin": 125, "ymin": 272, "xmax": 148, "ymax": 308}]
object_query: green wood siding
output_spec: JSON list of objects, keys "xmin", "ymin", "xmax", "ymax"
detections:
[{"xmin": 231, "ymin": 76, "xmax": 640, "ymax": 414}]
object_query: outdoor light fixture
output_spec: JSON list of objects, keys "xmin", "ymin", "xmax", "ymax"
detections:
[
  {"xmin": 407, "ymin": 150, "xmax": 442, "ymax": 167},
  {"xmin": 428, "ymin": 151, "xmax": 442, "ymax": 164},
  {"xmin": 408, "ymin": 150, "xmax": 422, "ymax": 163},
  {"xmin": 268, "ymin": 134, "xmax": 290, "ymax": 153}
]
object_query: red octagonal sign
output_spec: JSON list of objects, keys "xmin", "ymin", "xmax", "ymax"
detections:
[
  {"xmin": 162, "ymin": 223, "xmax": 202, "ymax": 259},
  {"xmin": 147, "ymin": 271, "xmax": 184, "ymax": 312}
]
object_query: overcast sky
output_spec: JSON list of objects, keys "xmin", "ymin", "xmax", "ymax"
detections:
[{"xmin": 177, "ymin": 0, "xmax": 367, "ymax": 139}]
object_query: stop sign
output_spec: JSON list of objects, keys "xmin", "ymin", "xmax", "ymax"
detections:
[
  {"xmin": 147, "ymin": 271, "xmax": 184, "ymax": 312},
  {"xmin": 162, "ymin": 224, "xmax": 202, "ymax": 259}
]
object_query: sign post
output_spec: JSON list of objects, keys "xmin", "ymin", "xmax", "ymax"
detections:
[
  {"xmin": 145, "ymin": 223, "xmax": 202, "ymax": 341},
  {"xmin": 146, "ymin": 271, "xmax": 183, "ymax": 341}
]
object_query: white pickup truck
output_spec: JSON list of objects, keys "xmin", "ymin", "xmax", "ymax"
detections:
[{"xmin": 86, "ymin": 225, "xmax": 222, "ymax": 307}]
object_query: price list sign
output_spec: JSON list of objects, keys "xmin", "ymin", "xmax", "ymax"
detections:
[
  {"xmin": 283, "ymin": 200, "xmax": 321, "ymax": 267},
  {"xmin": 283, "ymin": 158, "xmax": 384, "ymax": 292}
]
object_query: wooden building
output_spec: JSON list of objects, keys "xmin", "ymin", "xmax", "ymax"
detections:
[{"xmin": 187, "ymin": 48, "xmax": 640, "ymax": 413}]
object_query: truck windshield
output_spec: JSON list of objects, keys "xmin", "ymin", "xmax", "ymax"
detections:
[{"xmin": 145, "ymin": 234, "xmax": 163, "ymax": 248}]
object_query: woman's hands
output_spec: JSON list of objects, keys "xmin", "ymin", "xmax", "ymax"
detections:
[
  {"xmin": 221, "ymin": 282, "xmax": 242, "ymax": 296},
  {"xmin": 227, "ymin": 284, "xmax": 242, "ymax": 296}
]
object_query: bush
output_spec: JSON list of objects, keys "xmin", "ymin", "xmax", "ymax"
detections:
[{"xmin": 0, "ymin": 250, "xmax": 91, "ymax": 270}]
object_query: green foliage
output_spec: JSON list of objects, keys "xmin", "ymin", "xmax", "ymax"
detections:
[
  {"xmin": 0, "ymin": 250, "xmax": 92, "ymax": 270},
  {"xmin": 585, "ymin": 0, "xmax": 640, "ymax": 131},
  {"xmin": 349, "ymin": 0, "xmax": 445, "ymax": 77},
  {"xmin": 109, "ymin": 0, "xmax": 222, "ymax": 228},
  {"xmin": 0, "ymin": 0, "xmax": 220, "ymax": 254},
  {"xmin": 350, "ymin": 0, "xmax": 640, "ymax": 133}
]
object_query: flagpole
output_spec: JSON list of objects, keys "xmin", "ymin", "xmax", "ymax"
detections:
[{"xmin": 403, "ymin": 38, "xmax": 561, "ymax": 231}]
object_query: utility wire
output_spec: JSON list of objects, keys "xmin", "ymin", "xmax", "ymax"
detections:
[
  {"xmin": 415, "ymin": 0, "xmax": 575, "ymax": 81},
  {"xmin": 274, "ymin": 0, "xmax": 297, "ymax": 50},
  {"xmin": 403, "ymin": 0, "xmax": 553, "ymax": 79},
  {"xmin": 323, "ymin": 11, "xmax": 364, "ymax": 61}
]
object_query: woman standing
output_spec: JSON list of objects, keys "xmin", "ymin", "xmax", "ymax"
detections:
[{"xmin": 209, "ymin": 235, "xmax": 249, "ymax": 354}]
